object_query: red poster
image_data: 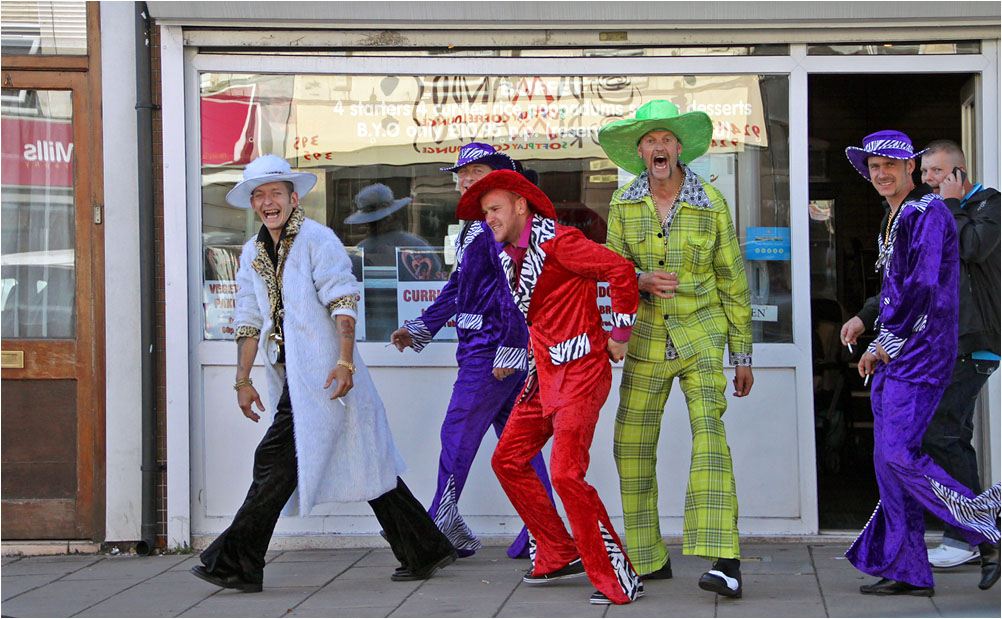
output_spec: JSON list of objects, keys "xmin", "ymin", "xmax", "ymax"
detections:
[
  {"xmin": 201, "ymin": 84, "xmax": 260, "ymax": 166},
  {"xmin": 1, "ymin": 116, "xmax": 74, "ymax": 188}
]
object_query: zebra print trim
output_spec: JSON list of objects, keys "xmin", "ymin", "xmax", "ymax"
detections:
[
  {"xmin": 927, "ymin": 479, "xmax": 1001, "ymax": 544},
  {"xmin": 875, "ymin": 194, "xmax": 936, "ymax": 274},
  {"xmin": 847, "ymin": 499, "xmax": 883, "ymax": 554},
  {"xmin": 520, "ymin": 347, "xmax": 538, "ymax": 403},
  {"xmin": 611, "ymin": 311, "xmax": 636, "ymax": 329},
  {"xmin": 494, "ymin": 346, "xmax": 528, "ymax": 370},
  {"xmin": 599, "ymin": 521, "xmax": 642, "ymax": 602},
  {"xmin": 527, "ymin": 532, "xmax": 537, "ymax": 571},
  {"xmin": 548, "ymin": 333, "xmax": 592, "ymax": 365},
  {"xmin": 403, "ymin": 318, "xmax": 434, "ymax": 353},
  {"xmin": 457, "ymin": 313, "xmax": 484, "ymax": 330},
  {"xmin": 454, "ymin": 221, "xmax": 485, "ymax": 266},
  {"xmin": 511, "ymin": 217, "xmax": 556, "ymax": 318},
  {"xmin": 913, "ymin": 314, "xmax": 927, "ymax": 333},
  {"xmin": 873, "ymin": 326, "xmax": 906, "ymax": 360},
  {"xmin": 432, "ymin": 474, "xmax": 483, "ymax": 554}
]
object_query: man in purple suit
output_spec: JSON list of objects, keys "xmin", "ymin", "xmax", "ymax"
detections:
[
  {"xmin": 841, "ymin": 130, "xmax": 1000, "ymax": 596},
  {"xmin": 390, "ymin": 143, "xmax": 552, "ymax": 558}
]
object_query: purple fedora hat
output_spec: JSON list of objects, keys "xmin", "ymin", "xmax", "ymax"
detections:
[
  {"xmin": 845, "ymin": 130, "xmax": 928, "ymax": 180},
  {"xmin": 441, "ymin": 142, "xmax": 517, "ymax": 173}
]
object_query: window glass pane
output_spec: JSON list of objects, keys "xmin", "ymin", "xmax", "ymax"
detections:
[
  {"xmin": 0, "ymin": 1, "xmax": 87, "ymax": 56},
  {"xmin": 808, "ymin": 41, "xmax": 980, "ymax": 55},
  {"xmin": 1, "ymin": 89, "xmax": 76, "ymax": 338},
  {"xmin": 200, "ymin": 72, "xmax": 791, "ymax": 344},
  {"xmin": 211, "ymin": 44, "xmax": 789, "ymax": 58}
]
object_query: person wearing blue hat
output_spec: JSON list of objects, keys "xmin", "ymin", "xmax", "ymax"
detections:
[
  {"xmin": 390, "ymin": 143, "xmax": 553, "ymax": 560},
  {"xmin": 838, "ymin": 131, "xmax": 1001, "ymax": 597},
  {"xmin": 191, "ymin": 155, "xmax": 457, "ymax": 593}
]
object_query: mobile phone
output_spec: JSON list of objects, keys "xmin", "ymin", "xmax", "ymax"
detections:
[{"xmin": 953, "ymin": 166, "xmax": 967, "ymax": 184}]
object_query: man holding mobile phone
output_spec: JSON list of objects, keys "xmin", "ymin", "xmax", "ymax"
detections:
[{"xmin": 917, "ymin": 140, "xmax": 1001, "ymax": 586}]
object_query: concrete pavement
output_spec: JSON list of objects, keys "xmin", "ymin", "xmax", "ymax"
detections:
[{"xmin": 2, "ymin": 543, "xmax": 998, "ymax": 617}]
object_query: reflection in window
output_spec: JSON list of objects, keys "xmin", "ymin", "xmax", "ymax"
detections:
[
  {"xmin": 200, "ymin": 72, "xmax": 791, "ymax": 344},
  {"xmin": 1, "ymin": 89, "xmax": 76, "ymax": 338},
  {"xmin": 808, "ymin": 41, "xmax": 980, "ymax": 55}
]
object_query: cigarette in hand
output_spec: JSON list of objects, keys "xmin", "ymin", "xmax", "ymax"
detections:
[
  {"xmin": 863, "ymin": 374, "xmax": 870, "ymax": 387},
  {"xmin": 847, "ymin": 342, "xmax": 853, "ymax": 355}
]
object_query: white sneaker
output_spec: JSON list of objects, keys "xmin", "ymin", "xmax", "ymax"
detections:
[{"xmin": 928, "ymin": 544, "xmax": 980, "ymax": 568}]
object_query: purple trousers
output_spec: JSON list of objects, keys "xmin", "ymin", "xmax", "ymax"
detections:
[
  {"xmin": 846, "ymin": 372, "xmax": 1001, "ymax": 587},
  {"xmin": 428, "ymin": 356, "xmax": 553, "ymax": 558}
]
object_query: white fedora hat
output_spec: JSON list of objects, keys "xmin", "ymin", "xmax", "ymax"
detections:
[{"xmin": 225, "ymin": 154, "xmax": 318, "ymax": 208}]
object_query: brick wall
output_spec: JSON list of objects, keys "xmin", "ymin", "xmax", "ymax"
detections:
[{"xmin": 150, "ymin": 23, "xmax": 168, "ymax": 546}]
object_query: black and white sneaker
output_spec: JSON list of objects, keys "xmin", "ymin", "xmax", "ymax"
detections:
[
  {"xmin": 698, "ymin": 559, "xmax": 742, "ymax": 598},
  {"xmin": 522, "ymin": 558, "xmax": 586, "ymax": 584},
  {"xmin": 589, "ymin": 583, "xmax": 645, "ymax": 605}
]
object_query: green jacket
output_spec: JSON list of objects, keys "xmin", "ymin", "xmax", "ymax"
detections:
[{"xmin": 606, "ymin": 168, "xmax": 752, "ymax": 363}]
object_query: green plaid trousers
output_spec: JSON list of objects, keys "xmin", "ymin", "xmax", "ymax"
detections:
[{"xmin": 614, "ymin": 346, "xmax": 739, "ymax": 573}]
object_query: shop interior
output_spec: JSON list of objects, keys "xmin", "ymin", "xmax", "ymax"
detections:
[{"xmin": 808, "ymin": 72, "xmax": 973, "ymax": 529}]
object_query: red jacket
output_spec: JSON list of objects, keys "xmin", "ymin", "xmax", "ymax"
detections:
[{"xmin": 500, "ymin": 216, "xmax": 639, "ymax": 414}]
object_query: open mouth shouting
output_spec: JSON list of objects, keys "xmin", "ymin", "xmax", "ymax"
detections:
[{"xmin": 260, "ymin": 207, "xmax": 286, "ymax": 225}]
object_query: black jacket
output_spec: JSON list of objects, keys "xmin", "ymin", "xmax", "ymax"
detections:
[{"xmin": 857, "ymin": 184, "xmax": 1000, "ymax": 357}]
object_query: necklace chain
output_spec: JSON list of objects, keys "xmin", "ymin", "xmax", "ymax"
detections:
[{"xmin": 656, "ymin": 179, "xmax": 683, "ymax": 229}]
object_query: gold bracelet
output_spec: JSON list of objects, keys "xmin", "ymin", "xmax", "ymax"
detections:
[
  {"xmin": 337, "ymin": 359, "xmax": 356, "ymax": 375},
  {"xmin": 233, "ymin": 377, "xmax": 253, "ymax": 390}
]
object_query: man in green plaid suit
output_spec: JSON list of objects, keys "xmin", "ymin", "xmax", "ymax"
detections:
[{"xmin": 599, "ymin": 100, "xmax": 754, "ymax": 599}]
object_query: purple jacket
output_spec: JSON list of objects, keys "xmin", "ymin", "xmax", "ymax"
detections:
[
  {"xmin": 868, "ymin": 191, "xmax": 959, "ymax": 387},
  {"xmin": 405, "ymin": 221, "xmax": 529, "ymax": 369}
]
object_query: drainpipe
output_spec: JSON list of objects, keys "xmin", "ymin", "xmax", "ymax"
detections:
[{"xmin": 134, "ymin": 0, "xmax": 158, "ymax": 557}]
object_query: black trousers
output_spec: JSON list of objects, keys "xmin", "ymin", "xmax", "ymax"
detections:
[
  {"xmin": 200, "ymin": 380, "xmax": 454, "ymax": 584},
  {"xmin": 922, "ymin": 354, "xmax": 999, "ymax": 544}
]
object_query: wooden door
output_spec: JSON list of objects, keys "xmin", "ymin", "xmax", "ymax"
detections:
[{"xmin": 1, "ymin": 69, "xmax": 102, "ymax": 539}]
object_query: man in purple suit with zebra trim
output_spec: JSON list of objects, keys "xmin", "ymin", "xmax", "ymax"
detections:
[
  {"xmin": 841, "ymin": 130, "xmax": 1000, "ymax": 596},
  {"xmin": 390, "ymin": 143, "xmax": 552, "ymax": 559}
]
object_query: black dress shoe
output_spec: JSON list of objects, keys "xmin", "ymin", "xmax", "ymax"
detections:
[
  {"xmin": 859, "ymin": 577, "xmax": 933, "ymax": 597},
  {"xmin": 979, "ymin": 542, "xmax": 1000, "ymax": 590},
  {"xmin": 522, "ymin": 558, "xmax": 587, "ymax": 584},
  {"xmin": 641, "ymin": 558, "xmax": 672, "ymax": 580},
  {"xmin": 190, "ymin": 565, "xmax": 262, "ymax": 593},
  {"xmin": 699, "ymin": 559, "xmax": 742, "ymax": 598},
  {"xmin": 390, "ymin": 550, "xmax": 457, "ymax": 581}
]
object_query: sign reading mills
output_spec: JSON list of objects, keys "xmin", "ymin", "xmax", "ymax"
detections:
[
  {"xmin": 284, "ymin": 74, "xmax": 768, "ymax": 167},
  {"xmin": 1, "ymin": 117, "xmax": 74, "ymax": 187}
]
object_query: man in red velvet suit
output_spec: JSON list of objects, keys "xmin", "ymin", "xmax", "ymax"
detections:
[{"xmin": 456, "ymin": 170, "xmax": 643, "ymax": 605}]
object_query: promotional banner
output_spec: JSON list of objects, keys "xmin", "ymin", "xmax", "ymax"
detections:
[
  {"xmin": 283, "ymin": 74, "xmax": 767, "ymax": 167},
  {"xmin": 202, "ymin": 246, "xmax": 366, "ymax": 340},
  {"xmin": 395, "ymin": 247, "xmax": 454, "ymax": 340},
  {"xmin": 1, "ymin": 116, "xmax": 74, "ymax": 188}
]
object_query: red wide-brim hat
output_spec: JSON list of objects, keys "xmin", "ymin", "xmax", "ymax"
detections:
[{"xmin": 456, "ymin": 169, "xmax": 556, "ymax": 220}]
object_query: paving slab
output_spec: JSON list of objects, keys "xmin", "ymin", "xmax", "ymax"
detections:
[
  {"xmin": 299, "ymin": 575, "xmax": 421, "ymax": 609},
  {"xmin": 0, "ymin": 554, "xmax": 102, "ymax": 576},
  {"xmin": 178, "ymin": 586, "xmax": 315, "ymax": 618},
  {"xmin": 287, "ymin": 606, "xmax": 398, "ymax": 618},
  {"xmin": 822, "ymin": 592, "xmax": 939, "ymax": 618},
  {"xmin": 607, "ymin": 590, "xmax": 715, "ymax": 617},
  {"xmin": 270, "ymin": 548, "xmax": 368, "ymax": 563},
  {"xmin": 62, "ymin": 555, "xmax": 187, "ymax": 580},
  {"xmin": 495, "ymin": 598, "xmax": 607, "ymax": 618},
  {"xmin": 0, "ymin": 577, "xmax": 135, "ymax": 617},
  {"xmin": 74, "ymin": 579, "xmax": 219, "ymax": 617},
  {"xmin": 255, "ymin": 560, "xmax": 355, "ymax": 588},
  {"xmin": 736, "ymin": 543, "xmax": 816, "ymax": 575},
  {"xmin": 1, "ymin": 573, "xmax": 65, "ymax": 601}
]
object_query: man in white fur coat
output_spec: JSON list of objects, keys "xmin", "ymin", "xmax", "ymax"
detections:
[{"xmin": 190, "ymin": 155, "xmax": 456, "ymax": 593}]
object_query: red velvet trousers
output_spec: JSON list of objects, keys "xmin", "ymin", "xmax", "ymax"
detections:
[{"xmin": 492, "ymin": 367, "xmax": 641, "ymax": 604}]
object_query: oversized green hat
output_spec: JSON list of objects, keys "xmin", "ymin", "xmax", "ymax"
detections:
[{"xmin": 598, "ymin": 100, "xmax": 713, "ymax": 174}]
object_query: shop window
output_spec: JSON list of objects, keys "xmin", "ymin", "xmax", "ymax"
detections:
[
  {"xmin": 199, "ymin": 72, "xmax": 792, "ymax": 344},
  {"xmin": 0, "ymin": 1, "xmax": 87, "ymax": 56},
  {"xmin": 212, "ymin": 45, "xmax": 790, "ymax": 58},
  {"xmin": 808, "ymin": 41, "xmax": 981, "ymax": 55}
]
